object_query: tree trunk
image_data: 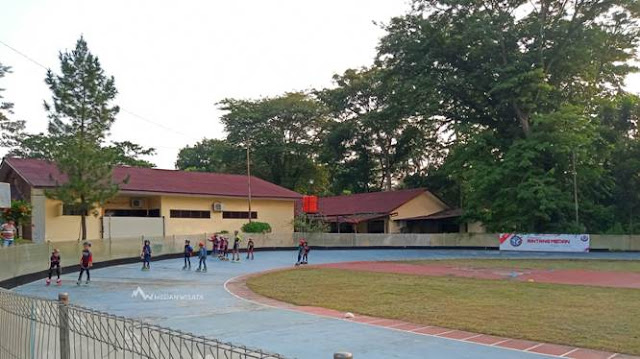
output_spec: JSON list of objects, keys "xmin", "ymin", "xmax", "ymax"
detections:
[{"xmin": 513, "ymin": 104, "xmax": 531, "ymax": 137}]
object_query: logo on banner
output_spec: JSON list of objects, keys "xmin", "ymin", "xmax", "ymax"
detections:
[
  {"xmin": 510, "ymin": 235, "xmax": 523, "ymax": 247},
  {"xmin": 580, "ymin": 235, "xmax": 589, "ymax": 242}
]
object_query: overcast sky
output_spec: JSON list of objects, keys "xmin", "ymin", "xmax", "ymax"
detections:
[
  {"xmin": 0, "ymin": 0, "xmax": 409, "ymax": 168},
  {"xmin": 2, "ymin": 1, "xmax": 640, "ymax": 170}
]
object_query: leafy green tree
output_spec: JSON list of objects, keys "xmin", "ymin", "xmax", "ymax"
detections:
[
  {"xmin": 319, "ymin": 67, "xmax": 432, "ymax": 192},
  {"xmin": 44, "ymin": 37, "xmax": 125, "ymax": 240},
  {"xmin": 218, "ymin": 92, "xmax": 330, "ymax": 194},
  {"xmin": 175, "ymin": 138, "xmax": 246, "ymax": 173},
  {"xmin": 0, "ymin": 63, "xmax": 27, "ymax": 150},
  {"xmin": 378, "ymin": 0, "xmax": 640, "ymax": 232},
  {"xmin": 106, "ymin": 141, "xmax": 155, "ymax": 168}
]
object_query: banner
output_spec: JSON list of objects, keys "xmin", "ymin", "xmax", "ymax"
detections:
[{"xmin": 499, "ymin": 233, "xmax": 590, "ymax": 252}]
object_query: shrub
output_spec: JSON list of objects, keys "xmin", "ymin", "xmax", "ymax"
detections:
[{"xmin": 241, "ymin": 221, "xmax": 272, "ymax": 234}]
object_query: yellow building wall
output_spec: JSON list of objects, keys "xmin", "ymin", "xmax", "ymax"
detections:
[
  {"xmin": 43, "ymin": 198, "xmax": 102, "ymax": 241},
  {"xmin": 388, "ymin": 192, "xmax": 448, "ymax": 233},
  {"xmin": 160, "ymin": 195, "xmax": 295, "ymax": 236}
]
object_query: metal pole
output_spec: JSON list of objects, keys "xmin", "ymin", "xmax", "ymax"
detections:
[
  {"xmin": 334, "ymin": 353, "xmax": 353, "ymax": 359},
  {"xmin": 572, "ymin": 151, "xmax": 579, "ymax": 228},
  {"xmin": 247, "ymin": 144, "xmax": 253, "ymax": 223},
  {"xmin": 58, "ymin": 293, "xmax": 70, "ymax": 359}
]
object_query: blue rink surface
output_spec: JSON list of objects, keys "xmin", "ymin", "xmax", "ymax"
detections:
[{"xmin": 14, "ymin": 249, "xmax": 640, "ymax": 359}]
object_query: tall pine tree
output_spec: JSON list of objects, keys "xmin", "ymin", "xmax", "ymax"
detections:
[{"xmin": 44, "ymin": 37, "xmax": 121, "ymax": 240}]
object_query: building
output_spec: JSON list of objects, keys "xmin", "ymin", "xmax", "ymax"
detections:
[
  {"xmin": 310, "ymin": 188, "xmax": 483, "ymax": 234},
  {"xmin": 0, "ymin": 158, "xmax": 301, "ymax": 242}
]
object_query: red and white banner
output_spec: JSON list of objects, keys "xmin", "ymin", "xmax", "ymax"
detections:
[{"xmin": 499, "ymin": 233, "xmax": 590, "ymax": 252}]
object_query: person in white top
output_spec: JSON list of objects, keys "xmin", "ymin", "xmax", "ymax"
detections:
[{"xmin": 1, "ymin": 220, "xmax": 16, "ymax": 247}]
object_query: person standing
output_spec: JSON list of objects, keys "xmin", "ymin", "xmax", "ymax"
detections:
[
  {"xmin": 209, "ymin": 234, "xmax": 219, "ymax": 257},
  {"xmin": 1, "ymin": 219, "xmax": 16, "ymax": 247},
  {"xmin": 183, "ymin": 240, "xmax": 193, "ymax": 270},
  {"xmin": 246, "ymin": 238, "xmax": 255, "ymax": 260},
  {"xmin": 46, "ymin": 248, "xmax": 62, "ymax": 286},
  {"xmin": 196, "ymin": 242, "xmax": 207, "ymax": 272},
  {"xmin": 232, "ymin": 231, "xmax": 243, "ymax": 262},
  {"xmin": 77, "ymin": 242, "xmax": 93, "ymax": 285},
  {"xmin": 295, "ymin": 238, "xmax": 306, "ymax": 266},
  {"xmin": 141, "ymin": 240, "xmax": 152, "ymax": 270}
]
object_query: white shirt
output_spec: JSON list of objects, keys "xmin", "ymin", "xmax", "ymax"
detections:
[{"xmin": 1, "ymin": 223, "xmax": 16, "ymax": 240}]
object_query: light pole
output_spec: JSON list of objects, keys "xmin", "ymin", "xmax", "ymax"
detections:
[
  {"xmin": 246, "ymin": 143, "xmax": 253, "ymax": 223},
  {"xmin": 572, "ymin": 150, "xmax": 579, "ymax": 228}
]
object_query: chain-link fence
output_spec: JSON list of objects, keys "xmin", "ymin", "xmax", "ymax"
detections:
[{"xmin": 0, "ymin": 288, "xmax": 287, "ymax": 359}]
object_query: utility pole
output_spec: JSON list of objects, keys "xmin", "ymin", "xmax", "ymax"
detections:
[
  {"xmin": 246, "ymin": 144, "xmax": 253, "ymax": 223},
  {"xmin": 572, "ymin": 150, "xmax": 579, "ymax": 228}
]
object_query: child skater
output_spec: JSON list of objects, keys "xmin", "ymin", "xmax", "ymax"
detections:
[
  {"xmin": 46, "ymin": 248, "xmax": 62, "ymax": 286},
  {"xmin": 183, "ymin": 240, "xmax": 193, "ymax": 270},
  {"xmin": 222, "ymin": 237, "xmax": 230, "ymax": 260},
  {"xmin": 295, "ymin": 238, "xmax": 306, "ymax": 266},
  {"xmin": 209, "ymin": 234, "xmax": 219, "ymax": 257},
  {"xmin": 196, "ymin": 242, "xmax": 207, "ymax": 272},
  {"xmin": 141, "ymin": 239, "xmax": 152, "ymax": 270},
  {"xmin": 246, "ymin": 238, "xmax": 255, "ymax": 260},
  {"xmin": 232, "ymin": 231, "xmax": 242, "ymax": 262},
  {"xmin": 302, "ymin": 241, "xmax": 310, "ymax": 264},
  {"xmin": 77, "ymin": 241, "xmax": 93, "ymax": 285}
]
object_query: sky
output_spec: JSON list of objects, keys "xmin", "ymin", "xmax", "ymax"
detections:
[{"xmin": 0, "ymin": 0, "xmax": 410, "ymax": 169}]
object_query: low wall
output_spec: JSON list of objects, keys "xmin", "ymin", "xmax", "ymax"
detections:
[{"xmin": 1, "ymin": 232, "xmax": 639, "ymax": 287}]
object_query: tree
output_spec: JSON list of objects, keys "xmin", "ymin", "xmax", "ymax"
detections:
[
  {"xmin": 176, "ymin": 139, "xmax": 246, "ymax": 173},
  {"xmin": 318, "ymin": 67, "xmax": 434, "ymax": 192},
  {"xmin": 44, "ymin": 37, "xmax": 124, "ymax": 240},
  {"xmin": 106, "ymin": 141, "xmax": 156, "ymax": 168},
  {"xmin": 218, "ymin": 92, "xmax": 330, "ymax": 194},
  {"xmin": 0, "ymin": 63, "xmax": 27, "ymax": 150},
  {"xmin": 377, "ymin": 0, "xmax": 640, "ymax": 232}
]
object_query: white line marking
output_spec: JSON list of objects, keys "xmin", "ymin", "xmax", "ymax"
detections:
[
  {"xmin": 463, "ymin": 334, "xmax": 485, "ymax": 341},
  {"xmin": 491, "ymin": 339, "xmax": 512, "ymax": 346},
  {"xmin": 606, "ymin": 354, "xmax": 618, "ymax": 359},
  {"xmin": 560, "ymin": 348, "xmax": 580, "ymax": 357},
  {"xmin": 409, "ymin": 326, "xmax": 432, "ymax": 332},
  {"xmin": 524, "ymin": 343, "xmax": 544, "ymax": 351},
  {"xmin": 437, "ymin": 330, "xmax": 457, "ymax": 336}
]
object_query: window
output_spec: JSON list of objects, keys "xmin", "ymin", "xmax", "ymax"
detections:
[
  {"xmin": 222, "ymin": 211, "xmax": 257, "ymax": 219},
  {"xmin": 104, "ymin": 209, "xmax": 161, "ymax": 217},
  {"xmin": 170, "ymin": 210, "xmax": 211, "ymax": 219},
  {"xmin": 62, "ymin": 205, "xmax": 87, "ymax": 216}
]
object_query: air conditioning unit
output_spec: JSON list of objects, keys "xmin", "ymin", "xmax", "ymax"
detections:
[
  {"xmin": 130, "ymin": 198, "xmax": 146, "ymax": 209},
  {"xmin": 212, "ymin": 202, "xmax": 224, "ymax": 212}
]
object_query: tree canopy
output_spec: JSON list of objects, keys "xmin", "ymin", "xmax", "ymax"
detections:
[{"xmin": 176, "ymin": 0, "xmax": 640, "ymax": 233}]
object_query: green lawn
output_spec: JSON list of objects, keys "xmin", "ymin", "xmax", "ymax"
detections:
[
  {"xmin": 248, "ymin": 268, "xmax": 640, "ymax": 355},
  {"xmin": 401, "ymin": 258, "xmax": 640, "ymax": 272}
]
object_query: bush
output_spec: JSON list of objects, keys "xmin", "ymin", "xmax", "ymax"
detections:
[
  {"xmin": 241, "ymin": 221, "xmax": 272, "ymax": 234},
  {"xmin": 293, "ymin": 214, "xmax": 329, "ymax": 233}
]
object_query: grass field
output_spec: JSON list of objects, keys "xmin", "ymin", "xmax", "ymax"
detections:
[
  {"xmin": 248, "ymin": 267, "xmax": 640, "ymax": 355},
  {"xmin": 401, "ymin": 258, "xmax": 640, "ymax": 272}
]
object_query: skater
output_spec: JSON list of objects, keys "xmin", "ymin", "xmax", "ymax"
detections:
[
  {"xmin": 77, "ymin": 242, "xmax": 93, "ymax": 285},
  {"xmin": 141, "ymin": 239, "xmax": 152, "ymax": 270},
  {"xmin": 232, "ymin": 231, "xmax": 242, "ymax": 262},
  {"xmin": 209, "ymin": 234, "xmax": 219, "ymax": 257},
  {"xmin": 246, "ymin": 238, "xmax": 255, "ymax": 260},
  {"xmin": 295, "ymin": 238, "xmax": 306, "ymax": 266},
  {"xmin": 302, "ymin": 241, "xmax": 310, "ymax": 264},
  {"xmin": 222, "ymin": 237, "xmax": 230, "ymax": 260},
  {"xmin": 183, "ymin": 240, "xmax": 193, "ymax": 270},
  {"xmin": 196, "ymin": 242, "xmax": 207, "ymax": 272},
  {"xmin": 46, "ymin": 248, "xmax": 62, "ymax": 286}
]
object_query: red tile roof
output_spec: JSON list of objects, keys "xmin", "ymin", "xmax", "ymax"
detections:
[
  {"xmin": 401, "ymin": 208, "xmax": 463, "ymax": 221},
  {"xmin": 2, "ymin": 158, "xmax": 301, "ymax": 199},
  {"xmin": 316, "ymin": 188, "xmax": 436, "ymax": 217}
]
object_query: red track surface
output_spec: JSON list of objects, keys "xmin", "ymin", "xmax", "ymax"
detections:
[{"xmin": 318, "ymin": 261, "xmax": 640, "ymax": 289}]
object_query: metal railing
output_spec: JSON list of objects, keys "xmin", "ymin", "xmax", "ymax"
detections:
[{"xmin": 0, "ymin": 289, "xmax": 287, "ymax": 359}]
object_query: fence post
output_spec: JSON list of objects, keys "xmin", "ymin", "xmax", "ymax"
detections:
[
  {"xmin": 334, "ymin": 353, "xmax": 353, "ymax": 359},
  {"xmin": 58, "ymin": 293, "xmax": 70, "ymax": 359}
]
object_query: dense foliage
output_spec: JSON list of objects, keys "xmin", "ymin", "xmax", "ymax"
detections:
[
  {"xmin": 177, "ymin": 0, "xmax": 640, "ymax": 233},
  {"xmin": 241, "ymin": 221, "xmax": 272, "ymax": 234}
]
